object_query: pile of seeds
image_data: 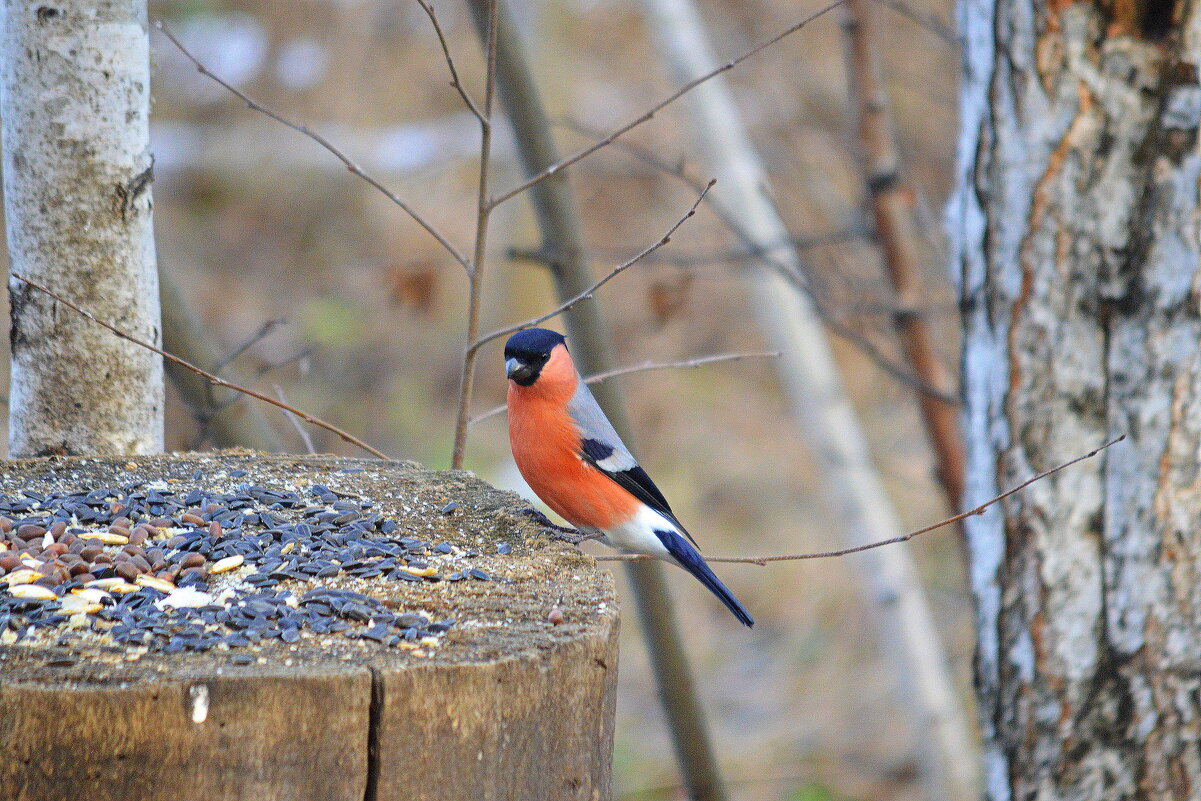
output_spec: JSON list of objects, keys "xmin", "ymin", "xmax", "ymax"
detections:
[{"xmin": 0, "ymin": 473, "xmax": 496, "ymax": 656}]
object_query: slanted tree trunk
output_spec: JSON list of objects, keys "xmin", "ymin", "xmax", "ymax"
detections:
[
  {"xmin": 638, "ymin": 1, "xmax": 978, "ymax": 799},
  {"xmin": 2, "ymin": 0, "xmax": 163, "ymax": 456},
  {"xmin": 952, "ymin": 1, "xmax": 1201, "ymax": 797},
  {"xmin": 461, "ymin": 3, "xmax": 732, "ymax": 799}
]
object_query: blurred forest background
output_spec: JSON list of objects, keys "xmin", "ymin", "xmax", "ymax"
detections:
[{"xmin": 4, "ymin": 0, "xmax": 967, "ymax": 797}]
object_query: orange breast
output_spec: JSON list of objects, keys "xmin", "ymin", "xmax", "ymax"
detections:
[{"xmin": 507, "ymin": 350, "xmax": 639, "ymax": 530}]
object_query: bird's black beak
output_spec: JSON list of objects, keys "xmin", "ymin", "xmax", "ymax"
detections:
[{"xmin": 506, "ymin": 357, "xmax": 536, "ymax": 384}]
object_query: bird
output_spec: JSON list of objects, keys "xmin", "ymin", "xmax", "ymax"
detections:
[{"xmin": 504, "ymin": 327, "xmax": 754, "ymax": 627}]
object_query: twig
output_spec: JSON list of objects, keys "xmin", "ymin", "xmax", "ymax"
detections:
[
  {"xmin": 508, "ymin": 227, "xmax": 866, "ymax": 267},
  {"xmin": 208, "ymin": 345, "xmax": 315, "ymax": 416},
  {"xmin": 274, "ymin": 384, "xmax": 317, "ymax": 454},
  {"xmin": 473, "ymin": 180, "xmax": 715, "ymax": 352},
  {"xmin": 468, "ymin": 350, "xmax": 780, "ymax": 425},
  {"xmin": 154, "ymin": 21, "xmax": 471, "ymax": 272},
  {"xmin": 586, "ymin": 350, "xmax": 780, "ymax": 385},
  {"xmin": 12, "ymin": 273, "xmax": 389, "ymax": 460},
  {"xmin": 414, "ymin": 0, "xmax": 485, "ymax": 123},
  {"xmin": 488, "ymin": 0, "xmax": 845, "ymax": 207},
  {"xmin": 211, "ymin": 317, "xmax": 286, "ymax": 376},
  {"xmin": 159, "ymin": 266, "xmax": 282, "ymax": 451},
  {"xmin": 449, "ymin": 0, "xmax": 499, "ymax": 470},
  {"xmin": 593, "ymin": 435, "xmax": 1124, "ymax": 564},
  {"xmin": 869, "ymin": 0, "xmax": 957, "ymax": 44},
  {"xmin": 563, "ymin": 120, "xmax": 958, "ymax": 406},
  {"xmin": 253, "ymin": 347, "xmax": 315, "ymax": 381}
]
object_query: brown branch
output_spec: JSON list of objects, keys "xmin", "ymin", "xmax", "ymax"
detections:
[
  {"xmin": 12, "ymin": 273, "xmax": 390, "ymax": 461},
  {"xmin": 487, "ymin": 0, "xmax": 845, "ymax": 208},
  {"xmin": 468, "ymin": 350, "xmax": 780, "ymax": 425},
  {"xmin": 414, "ymin": 0, "xmax": 485, "ymax": 123},
  {"xmin": 449, "ymin": 0, "xmax": 499, "ymax": 470},
  {"xmin": 843, "ymin": 0, "xmax": 965, "ymax": 506},
  {"xmin": 154, "ymin": 21, "xmax": 471, "ymax": 272},
  {"xmin": 593, "ymin": 435, "xmax": 1125, "ymax": 564},
  {"xmin": 473, "ymin": 180, "xmax": 715, "ymax": 352}
]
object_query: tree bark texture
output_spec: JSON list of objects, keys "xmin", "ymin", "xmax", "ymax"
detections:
[
  {"xmin": 952, "ymin": 1, "xmax": 1201, "ymax": 798},
  {"xmin": 2, "ymin": 0, "xmax": 163, "ymax": 456}
]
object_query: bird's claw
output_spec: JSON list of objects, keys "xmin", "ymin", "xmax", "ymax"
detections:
[
  {"xmin": 550, "ymin": 528, "xmax": 602, "ymax": 545},
  {"xmin": 518, "ymin": 507, "xmax": 599, "ymax": 544},
  {"xmin": 519, "ymin": 508, "xmax": 558, "ymax": 528}
]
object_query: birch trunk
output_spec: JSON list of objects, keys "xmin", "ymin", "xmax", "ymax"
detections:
[
  {"xmin": 2, "ymin": 0, "xmax": 163, "ymax": 456},
  {"xmin": 951, "ymin": 1, "xmax": 1201, "ymax": 798}
]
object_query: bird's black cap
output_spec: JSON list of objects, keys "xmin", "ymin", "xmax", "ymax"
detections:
[
  {"xmin": 504, "ymin": 328, "xmax": 567, "ymax": 386},
  {"xmin": 504, "ymin": 328, "xmax": 567, "ymax": 361}
]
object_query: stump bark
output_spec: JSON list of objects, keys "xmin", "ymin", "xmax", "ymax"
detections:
[{"xmin": 0, "ymin": 453, "xmax": 619, "ymax": 801}]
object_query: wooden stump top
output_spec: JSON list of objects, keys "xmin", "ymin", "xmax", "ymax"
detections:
[{"xmin": 0, "ymin": 452, "xmax": 619, "ymax": 801}]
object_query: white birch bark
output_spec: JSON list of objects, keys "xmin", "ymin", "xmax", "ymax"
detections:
[
  {"xmin": 2, "ymin": 0, "xmax": 163, "ymax": 456},
  {"xmin": 636, "ymin": 1, "xmax": 979, "ymax": 799},
  {"xmin": 950, "ymin": 1, "xmax": 1201, "ymax": 798}
]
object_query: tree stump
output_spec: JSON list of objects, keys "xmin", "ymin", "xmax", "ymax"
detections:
[{"xmin": 0, "ymin": 453, "xmax": 618, "ymax": 801}]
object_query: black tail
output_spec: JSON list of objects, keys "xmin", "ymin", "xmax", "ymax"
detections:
[{"xmin": 657, "ymin": 529, "xmax": 754, "ymax": 627}]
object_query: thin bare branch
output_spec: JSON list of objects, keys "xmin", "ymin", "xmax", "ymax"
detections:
[
  {"xmin": 869, "ymin": 0, "xmax": 957, "ymax": 44},
  {"xmin": 154, "ymin": 21, "xmax": 471, "ymax": 272},
  {"xmin": 449, "ymin": 0, "xmax": 499, "ymax": 470},
  {"xmin": 469, "ymin": 350, "xmax": 780, "ymax": 425},
  {"xmin": 488, "ymin": 0, "xmax": 845, "ymax": 207},
  {"xmin": 211, "ymin": 316, "xmax": 286, "ymax": 375},
  {"xmin": 208, "ymin": 345, "xmax": 315, "ymax": 416},
  {"xmin": 563, "ymin": 120, "xmax": 958, "ymax": 406},
  {"xmin": 808, "ymin": 290, "xmax": 957, "ymax": 404},
  {"xmin": 586, "ymin": 350, "xmax": 780, "ymax": 385},
  {"xmin": 253, "ymin": 347, "xmax": 316, "ymax": 381},
  {"xmin": 414, "ymin": 0, "xmax": 485, "ymax": 123},
  {"xmin": 508, "ymin": 229, "xmax": 866, "ymax": 268},
  {"xmin": 593, "ymin": 435, "xmax": 1124, "ymax": 564},
  {"xmin": 474, "ymin": 180, "xmax": 715, "ymax": 352},
  {"xmin": 12, "ymin": 273, "xmax": 390, "ymax": 460},
  {"xmin": 274, "ymin": 384, "xmax": 317, "ymax": 454}
]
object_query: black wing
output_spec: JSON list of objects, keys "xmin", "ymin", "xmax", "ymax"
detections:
[{"xmin": 580, "ymin": 438, "xmax": 700, "ymax": 547}]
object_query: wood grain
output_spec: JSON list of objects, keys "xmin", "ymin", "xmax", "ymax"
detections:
[
  {"xmin": 373, "ymin": 622, "xmax": 619, "ymax": 801},
  {"xmin": 1, "ymin": 666, "xmax": 372, "ymax": 801}
]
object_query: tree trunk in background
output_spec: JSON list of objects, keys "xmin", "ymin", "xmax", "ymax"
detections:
[
  {"xmin": 160, "ymin": 266, "xmax": 283, "ymax": 452},
  {"xmin": 638, "ymin": 2, "xmax": 977, "ymax": 799},
  {"xmin": 952, "ymin": 1, "xmax": 1201, "ymax": 798},
  {"xmin": 841, "ymin": 0, "xmax": 966, "ymax": 510},
  {"xmin": 2, "ymin": 0, "xmax": 163, "ymax": 456},
  {"xmin": 462, "ymin": 3, "xmax": 731, "ymax": 799}
]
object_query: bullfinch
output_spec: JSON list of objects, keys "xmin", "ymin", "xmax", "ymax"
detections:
[{"xmin": 504, "ymin": 327, "xmax": 754, "ymax": 627}]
